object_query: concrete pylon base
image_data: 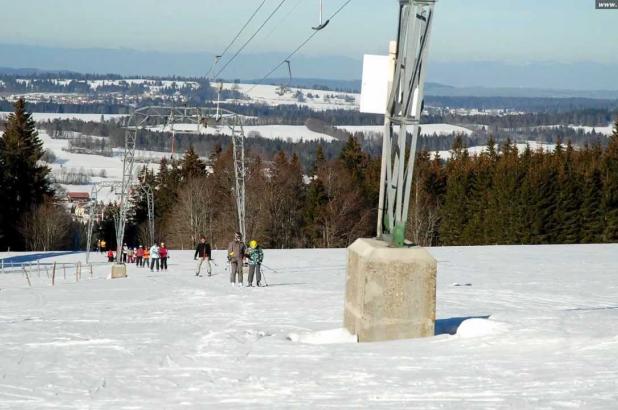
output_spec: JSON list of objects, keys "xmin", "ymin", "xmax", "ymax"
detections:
[
  {"xmin": 343, "ymin": 238, "xmax": 437, "ymax": 342},
  {"xmin": 111, "ymin": 264, "xmax": 128, "ymax": 279}
]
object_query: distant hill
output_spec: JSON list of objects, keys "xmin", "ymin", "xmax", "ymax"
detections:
[
  {"xmin": 251, "ymin": 79, "xmax": 618, "ymax": 100},
  {"xmin": 1, "ymin": 43, "xmax": 618, "ymax": 92},
  {"xmin": 0, "ymin": 67, "xmax": 46, "ymax": 75}
]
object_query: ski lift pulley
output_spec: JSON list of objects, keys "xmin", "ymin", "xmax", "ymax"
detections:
[{"xmin": 312, "ymin": 0, "xmax": 330, "ymax": 30}]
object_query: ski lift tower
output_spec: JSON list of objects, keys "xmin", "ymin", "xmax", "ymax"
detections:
[
  {"xmin": 112, "ymin": 106, "xmax": 247, "ymax": 274},
  {"xmin": 344, "ymin": 0, "xmax": 439, "ymax": 343},
  {"xmin": 139, "ymin": 183, "xmax": 155, "ymax": 246},
  {"xmin": 113, "ymin": 107, "xmax": 207, "ymax": 274},
  {"xmin": 85, "ymin": 181, "xmax": 122, "ymax": 264},
  {"xmin": 377, "ymin": 0, "xmax": 437, "ymax": 247}
]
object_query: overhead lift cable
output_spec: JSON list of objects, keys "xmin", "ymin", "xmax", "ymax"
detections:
[
  {"xmin": 214, "ymin": 0, "xmax": 290, "ymax": 80},
  {"xmin": 246, "ymin": 0, "xmax": 353, "ymax": 93},
  {"xmin": 205, "ymin": 0, "xmax": 268, "ymax": 79}
]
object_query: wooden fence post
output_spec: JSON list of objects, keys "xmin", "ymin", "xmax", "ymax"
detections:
[
  {"xmin": 22, "ymin": 267, "xmax": 32, "ymax": 287},
  {"xmin": 90, "ymin": 264, "xmax": 93, "ymax": 279},
  {"xmin": 52, "ymin": 262, "xmax": 56, "ymax": 286}
]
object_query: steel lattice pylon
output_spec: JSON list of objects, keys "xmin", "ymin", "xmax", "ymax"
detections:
[
  {"xmin": 377, "ymin": 0, "xmax": 437, "ymax": 247},
  {"xmin": 86, "ymin": 181, "xmax": 122, "ymax": 264},
  {"xmin": 114, "ymin": 106, "xmax": 246, "ymax": 262},
  {"xmin": 230, "ymin": 116, "xmax": 246, "ymax": 241},
  {"xmin": 139, "ymin": 184, "xmax": 155, "ymax": 246}
]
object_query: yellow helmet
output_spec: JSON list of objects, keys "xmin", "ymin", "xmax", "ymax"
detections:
[{"xmin": 249, "ymin": 240, "xmax": 257, "ymax": 248}]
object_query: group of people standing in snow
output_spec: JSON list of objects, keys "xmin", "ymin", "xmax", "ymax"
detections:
[
  {"xmin": 195, "ymin": 232, "xmax": 264, "ymax": 287},
  {"xmin": 106, "ymin": 243, "xmax": 169, "ymax": 272},
  {"xmin": 103, "ymin": 232, "xmax": 264, "ymax": 286}
]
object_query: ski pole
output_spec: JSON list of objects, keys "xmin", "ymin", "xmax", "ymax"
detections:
[{"xmin": 261, "ymin": 264, "xmax": 281, "ymax": 274}]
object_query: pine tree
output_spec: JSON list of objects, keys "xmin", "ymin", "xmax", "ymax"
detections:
[
  {"xmin": 0, "ymin": 98, "xmax": 52, "ymax": 249},
  {"xmin": 462, "ymin": 137, "xmax": 496, "ymax": 244},
  {"xmin": 439, "ymin": 138, "xmax": 471, "ymax": 245},
  {"xmin": 312, "ymin": 144, "xmax": 326, "ymax": 175},
  {"xmin": 180, "ymin": 145, "xmax": 206, "ymax": 181},
  {"xmin": 601, "ymin": 122, "xmax": 618, "ymax": 241},
  {"xmin": 580, "ymin": 168, "xmax": 604, "ymax": 243},
  {"xmin": 555, "ymin": 142, "xmax": 581, "ymax": 243},
  {"xmin": 339, "ymin": 136, "xmax": 368, "ymax": 184}
]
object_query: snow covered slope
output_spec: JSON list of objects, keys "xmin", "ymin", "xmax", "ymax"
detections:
[
  {"xmin": 222, "ymin": 82, "xmax": 359, "ymax": 111},
  {"xmin": 0, "ymin": 112, "xmax": 127, "ymax": 122},
  {"xmin": 0, "ymin": 245, "xmax": 616, "ymax": 408},
  {"xmin": 39, "ymin": 131, "xmax": 165, "ymax": 202},
  {"xmin": 147, "ymin": 123, "xmax": 334, "ymax": 142}
]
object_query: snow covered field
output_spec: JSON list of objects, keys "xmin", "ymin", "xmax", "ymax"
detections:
[
  {"xmin": 533, "ymin": 124, "xmax": 616, "ymax": 136},
  {"xmin": 39, "ymin": 131, "xmax": 165, "ymax": 201},
  {"xmin": 223, "ymin": 83, "xmax": 359, "ymax": 111},
  {"xmin": 0, "ymin": 112, "xmax": 128, "ymax": 123},
  {"xmin": 148, "ymin": 123, "xmax": 334, "ymax": 142},
  {"xmin": 1, "ymin": 245, "xmax": 617, "ymax": 408},
  {"xmin": 434, "ymin": 141, "xmax": 557, "ymax": 160}
]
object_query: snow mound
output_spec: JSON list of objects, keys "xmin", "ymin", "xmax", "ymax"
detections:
[
  {"xmin": 456, "ymin": 318, "xmax": 509, "ymax": 338},
  {"xmin": 287, "ymin": 328, "xmax": 358, "ymax": 345}
]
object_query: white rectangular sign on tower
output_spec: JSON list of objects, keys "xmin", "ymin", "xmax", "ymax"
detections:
[
  {"xmin": 360, "ymin": 42, "xmax": 397, "ymax": 115},
  {"xmin": 360, "ymin": 54, "xmax": 390, "ymax": 115}
]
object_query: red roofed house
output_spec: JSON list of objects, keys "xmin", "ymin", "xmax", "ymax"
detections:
[{"xmin": 66, "ymin": 192, "xmax": 90, "ymax": 205}]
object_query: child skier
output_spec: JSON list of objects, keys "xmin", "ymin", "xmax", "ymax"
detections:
[
  {"xmin": 247, "ymin": 240, "xmax": 264, "ymax": 287},
  {"xmin": 194, "ymin": 236, "xmax": 212, "ymax": 277},
  {"xmin": 107, "ymin": 249, "xmax": 114, "ymax": 262},
  {"xmin": 143, "ymin": 247, "xmax": 150, "ymax": 268}
]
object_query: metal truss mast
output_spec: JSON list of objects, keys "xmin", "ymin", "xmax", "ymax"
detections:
[
  {"xmin": 377, "ymin": 0, "xmax": 437, "ymax": 247},
  {"xmin": 114, "ymin": 106, "xmax": 247, "ymax": 261}
]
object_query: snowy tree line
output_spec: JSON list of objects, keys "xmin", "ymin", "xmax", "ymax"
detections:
[
  {"xmin": 410, "ymin": 131, "xmax": 618, "ymax": 246},
  {"xmin": 94, "ymin": 123, "xmax": 618, "ymax": 251}
]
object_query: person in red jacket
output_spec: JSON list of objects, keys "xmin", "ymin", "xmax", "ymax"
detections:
[
  {"xmin": 159, "ymin": 242, "xmax": 169, "ymax": 271},
  {"xmin": 107, "ymin": 249, "xmax": 114, "ymax": 262},
  {"xmin": 135, "ymin": 245, "xmax": 145, "ymax": 266}
]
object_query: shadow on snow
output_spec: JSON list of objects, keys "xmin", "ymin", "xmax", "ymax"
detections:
[{"xmin": 435, "ymin": 315, "xmax": 491, "ymax": 336}]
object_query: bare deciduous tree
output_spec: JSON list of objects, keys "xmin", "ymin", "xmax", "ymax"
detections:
[
  {"xmin": 164, "ymin": 177, "xmax": 219, "ymax": 249},
  {"xmin": 19, "ymin": 199, "xmax": 71, "ymax": 251}
]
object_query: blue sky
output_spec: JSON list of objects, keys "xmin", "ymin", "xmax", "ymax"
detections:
[{"xmin": 1, "ymin": 0, "xmax": 616, "ymax": 64}]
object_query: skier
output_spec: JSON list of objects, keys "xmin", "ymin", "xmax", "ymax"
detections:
[
  {"xmin": 143, "ymin": 247, "xmax": 150, "ymax": 268},
  {"xmin": 194, "ymin": 236, "xmax": 212, "ymax": 277},
  {"xmin": 127, "ymin": 247, "xmax": 134, "ymax": 264},
  {"xmin": 122, "ymin": 243, "xmax": 128, "ymax": 263},
  {"xmin": 227, "ymin": 232, "xmax": 246, "ymax": 286},
  {"xmin": 149, "ymin": 243, "xmax": 160, "ymax": 272},
  {"xmin": 107, "ymin": 249, "xmax": 114, "ymax": 262},
  {"xmin": 247, "ymin": 240, "xmax": 264, "ymax": 287},
  {"xmin": 135, "ymin": 245, "xmax": 144, "ymax": 266},
  {"xmin": 160, "ymin": 242, "xmax": 169, "ymax": 271}
]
